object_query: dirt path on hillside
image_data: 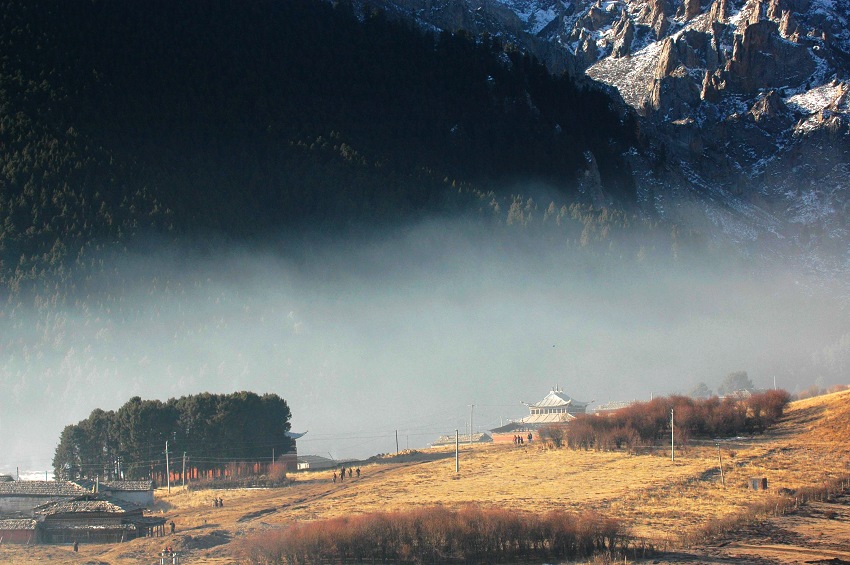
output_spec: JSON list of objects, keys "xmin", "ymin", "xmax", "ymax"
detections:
[
  {"xmin": 236, "ymin": 458, "xmax": 435, "ymax": 524},
  {"xmin": 649, "ymin": 491, "xmax": 850, "ymax": 564}
]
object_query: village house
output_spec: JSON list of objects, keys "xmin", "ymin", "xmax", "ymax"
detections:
[
  {"xmin": 0, "ymin": 480, "xmax": 89, "ymax": 517},
  {"xmin": 431, "ymin": 432, "xmax": 492, "ymax": 448},
  {"xmin": 296, "ymin": 455, "xmax": 337, "ymax": 471},
  {"xmin": 490, "ymin": 388, "xmax": 589, "ymax": 443},
  {"xmin": 72, "ymin": 479, "xmax": 155, "ymax": 507},
  {"xmin": 282, "ymin": 431, "xmax": 307, "ymax": 472},
  {"xmin": 101, "ymin": 480, "xmax": 154, "ymax": 507},
  {"xmin": 592, "ymin": 400, "xmax": 635, "ymax": 414},
  {"xmin": 0, "ymin": 479, "xmax": 166, "ymax": 545},
  {"xmin": 34, "ymin": 495, "xmax": 167, "ymax": 544},
  {"xmin": 0, "ymin": 518, "xmax": 37, "ymax": 544}
]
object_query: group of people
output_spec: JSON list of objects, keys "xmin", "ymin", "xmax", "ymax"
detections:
[
  {"xmin": 212, "ymin": 497, "xmax": 224, "ymax": 507},
  {"xmin": 332, "ymin": 466, "xmax": 361, "ymax": 483},
  {"xmin": 159, "ymin": 545, "xmax": 180, "ymax": 565},
  {"xmin": 513, "ymin": 433, "xmax": 532, "ymax": 445}
]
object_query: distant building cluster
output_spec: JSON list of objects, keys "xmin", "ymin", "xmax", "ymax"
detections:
[
  {"xmin": 0, "ymin": 476, "xmax": 165, "ymax": 545},
  {"xmin": 429, "ymin": 388, "xmax": 616, "ymax": 447},
  {"xmin": 488, "ymin": 388, "xmax": 589, "ymax": 443},
  {"xmin": 592, "ymin": 400, "xmax": 636, "ymax": 413}
]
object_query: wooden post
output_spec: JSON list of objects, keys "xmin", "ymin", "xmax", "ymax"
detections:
[
  {"xmin": 670, "ymin": 408, "xmax": 674, "ymax": 462},
  {"xmin": 467, "ymin": 404, "xmax": 476, "ymax": 446},
  {"xmin": 165, "ymin": 441, "xmax": 171, "ymax": 494},
  {"xmin": 718, "ymin": 444, "xmax": 725, "ymax": 487},
  {"xmin": 455, "ymin": 430, "xmax": 459, "ymax": 474}
]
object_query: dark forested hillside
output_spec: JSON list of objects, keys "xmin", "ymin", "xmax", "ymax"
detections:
[{"xmin": 0, "ymin": 0, "xmax": 643, "ymax": 301}]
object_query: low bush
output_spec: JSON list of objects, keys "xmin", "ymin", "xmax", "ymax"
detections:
[{"xmin": 236, "ymin": 505, "xmax": 626, "ymax": 564}]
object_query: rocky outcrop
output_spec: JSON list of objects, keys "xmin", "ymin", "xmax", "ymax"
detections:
[
  {"xmin": 748, "ymin": 90, "xmax": 793, "ymax": 133},
  {"xmin": 574, "ymin": 28, "xmax": 600, "ymax": 67},
  {"xmin": 655, "ymin": 37, "xmax": 679, "ymax": 79},
  {"xmin": 575, "ymin": 3, "xmax": 613, "ymax": 32},
  {"xmin": 707, "ymin": 0, "xmax": 728, "ymax": 24},
  {"xmin": 701, "ymin": 70, "xmax": 726, "ymax": 102},
  {"xmin": 372, "ymin": 0, "xmax": 850, "ymax": 259},
  {"xmin": 778, "ymin": 9, "xmax": 798, "ymax": 37},
  {"xmin": 727, "ymin": 20, "xmax": 815, "ymax": 93},
  {"xmin": 611, "ymin": 11, "xmax": 635, "ymax": 58},
  {"xmin": 682, "ymin": 0, "xmax": 701, "ymax": 21},
  {"xmin": 638, "ymin": 0, "xmax": 672, "ymax": 38}
]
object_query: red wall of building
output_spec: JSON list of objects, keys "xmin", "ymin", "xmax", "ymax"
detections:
[{"xmin": 0, "ymin": 529, "xmax": 37, "ymax": 544}]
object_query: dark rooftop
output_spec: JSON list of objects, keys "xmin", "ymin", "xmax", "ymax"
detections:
[
  {"xmin": 0, "ymin": 518, "xmax": 37, "ymax": 531},
  {"xmin": 34, "ymin": 496, "xmax": 143, "ymax": 516},
  {"xmin": 102, "ymin": 480, "xmax": 154, "ymax": 492},
  {"xmin": 0, "ymin": 481, "xmax": 88, "ymax": 497}
]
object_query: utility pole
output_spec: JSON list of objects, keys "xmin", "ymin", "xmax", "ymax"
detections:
[
  {"xmin": 670, "ymin": 408, "xmax": 675, "ymax": 462},
  {"xmin": 717, "ymin": 444, "xmax": 725, "ymax": 487},
  {"xmin": 455, "ymin": 430, "xmax": 459, "ymax": 473},
  {"xmin": 182, "ymin": 452, "xmax": 187, "ymax": 490},
  {"xmin": 468, "ymin": 404, "xmax": 475, "ymax": 446},
  {"xmin": 395, "ymin": 430, "xmax": 399, "ymax": 455},
  {"xmin": 165, "ymin": 441, "xmax": 171, "ymax": 494}
]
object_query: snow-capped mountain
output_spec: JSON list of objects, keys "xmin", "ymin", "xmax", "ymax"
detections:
[{"xmin": 370, "ymin": 0, "xmax": 850, "ymax": 273}]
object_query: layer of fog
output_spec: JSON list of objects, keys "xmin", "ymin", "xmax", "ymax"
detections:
[{"xmin": 2, "ymin": 219, "xmax": 849, "ymax": 472}]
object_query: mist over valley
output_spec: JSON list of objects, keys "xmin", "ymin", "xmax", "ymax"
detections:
[{"xmin": 2, "ymin": 220, "xmax": 846, "ymax": 471}]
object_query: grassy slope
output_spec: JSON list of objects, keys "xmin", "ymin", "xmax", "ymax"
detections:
[{"xmin": 2, "ymin": 389, "xmax": 849, "ymax": 564}]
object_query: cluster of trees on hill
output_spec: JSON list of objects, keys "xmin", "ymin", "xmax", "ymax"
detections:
[
  {"xmin": 52, "ymin": 392, "xmax": 292, "ymax": 481},
  {"xmin": 540, "ymin": 390, "xmax": 792, "ymax": 451},
  {"xmin": 689, "ymin": 370, "xmax": 755, "ymax": 398}
]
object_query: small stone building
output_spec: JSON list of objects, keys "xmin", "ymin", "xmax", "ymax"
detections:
[
  {"xmin": 0, "ymin": 518, "xmax": 37, "ymax": 544},
  {"xmin": 34, "ymin": 496, "xmax": 166, "ymax": 544},
  {"xmin": 99, "ymin": 481, "xmax": 154, "ymax": 507},
  {"xmin": 0, "ymin": 481, "xmax": 89, "ymax": 516},
  {"xmin": 72, "ymin": 479, "xmax": 155, "ymax": 507},
  {"xmin": 296, "ymin": 455, "xmax": 337, "ymax": 471},
  {"xmin": 431, "ymin": 432, "xmax": 492, "ymax": 447}
]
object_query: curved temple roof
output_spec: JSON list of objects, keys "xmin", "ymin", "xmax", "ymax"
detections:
[{"xmin": 524, "ymin": 388, "xmax": 588, "ymax": 410}]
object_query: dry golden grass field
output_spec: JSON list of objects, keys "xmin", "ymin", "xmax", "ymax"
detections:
[{"xmin": 2, "ymin": 389, "xmax": 849, "ymax": 564}]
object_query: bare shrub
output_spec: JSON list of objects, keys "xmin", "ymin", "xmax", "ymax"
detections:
[
  {"xmin": 539, "ymin": 423, "xmax": 568, "ymax": 448},
  {"xmin": 267, "ymin": 462, "xmax": 287, "ymax": 483},
  {"xmin": 236, "ymin": 504, "xmax": 627, "ymax": 564},
  {"xmin": 565, "ymin": 390, "xmax": 793, "ymax": 454}
]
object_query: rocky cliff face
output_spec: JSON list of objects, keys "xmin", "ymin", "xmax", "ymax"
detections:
[{"xmin": 368, "ymin": 0, "xmax": 850, "ymax": 274}]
